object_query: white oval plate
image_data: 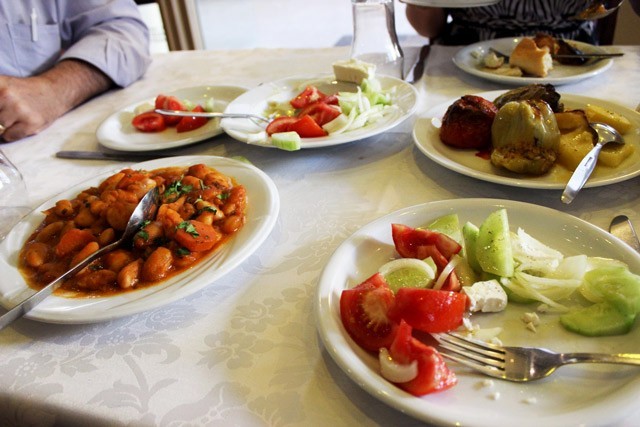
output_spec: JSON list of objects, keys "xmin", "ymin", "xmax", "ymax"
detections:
[
  {"xmin": 221, "ymin": 74, "xmax": 418, "ymax": 149},
  {"xmin": 316, "ymin": 199, "xmax": 640, "ymax": 427},
  {"xmin": 401, "ymin": 0, "xmax": 500, "ymax": 7},
  {"xmin": 96, "ymin": 85, "xmax": 248, "ymax": 152},
  {"xmin": 0, "ymin": 156, "xmax": 279, "ymax": 324},
  {"xmin": 413, "ymin": 90, "xmax": 640, "ymax": 189},
  {"xmin": 453, "ymin": 38, "xmax": 614, "ymax": 86}
]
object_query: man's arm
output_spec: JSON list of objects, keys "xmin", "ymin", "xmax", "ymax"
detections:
[
  {"xmin": 405, "ymin": 5, "xmax": 447, "ymax": 39},
  {"xmin": 0, "ymin": 59, "xmax": 112, "ymax": 142}
]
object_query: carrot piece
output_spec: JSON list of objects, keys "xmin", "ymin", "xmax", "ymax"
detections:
[
  {"xmin": 174, "ymin": 220, "xmax": 221, "ymax": 252},
  {"xmin": 55, "ymin": 228, "xmax": 96, "ymax": 258}
]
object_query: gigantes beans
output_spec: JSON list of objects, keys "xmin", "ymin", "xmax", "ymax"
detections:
[{"xmin": 19, "ymin": 164, "xmax": 247, "ymax": 297}]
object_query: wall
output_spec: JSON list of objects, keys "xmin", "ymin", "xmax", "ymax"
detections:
[{"xmin": 613, "ymin": 1, "xmax": 640, "ymax": 45}]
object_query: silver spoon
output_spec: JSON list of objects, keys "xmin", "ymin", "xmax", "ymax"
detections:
[
  {"xmin": 571, "ymin": 0, "xmax": 624, "ymax": 20},
  {"xmin": 561, "ymin": 122, "xmax": 624, "ymax": 204},
  {"xmin": 0, "ymin": 187, "xmax": 160, "ymax": 330}
]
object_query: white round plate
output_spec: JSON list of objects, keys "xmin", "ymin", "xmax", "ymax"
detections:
[
  {"xmin": 401, "ymin": 0, "xmax": 500, "ymax": 7},
  {"xmin": 413, "ymin": 90, "xmax": 640, "ymax": 189},
  {"xmin": 316, "ymin": 198, "xmax": 640, "ymax": 427},
  {"xmin": 221, "ymin": 74, "xmax": 418, "ymax": 149},
  {"xmin": 453, "ymin": 38, "xmax": 614, "ymax": 86},
  {"xmin": 96, "ymin": 85, "xmax": 248, "ymax": 152},
  {"xmin": 0, "ymin": 156, "xmax": 279, "ymax": 324}
]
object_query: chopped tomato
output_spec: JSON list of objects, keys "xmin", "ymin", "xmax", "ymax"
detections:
[
  {"xmin": 289, "ymin": 114, "xmax": 327, "ymax": 138},
  {"xmin": 323, "ymin": 94, "xmax": 340, "ymax": 106},
  {"xmin": 266, "ymin": 116, "xmax": 299, "ymax": 135},
  {"xmin": 158, "ymin": 95, "xmax": 185, "ymax": 126},
  {"xmin": 392, "ymin": 224, "xmax": 462, "ymax": 260},
  {"xmin": 299, "ymin": 102, "xmax": 341, "ymax": 127},
  {"xmin": 388, "ymin": 288, "xmax": 467, "ymax": 333},
  {"xmin": 176, "ymin": 105, "xmax": 209, "ymax": 133},
  {"xmin": 388, "ymin": 320, "xmax": 457, "ymax": 396},
  {"xmin": 290, "ymin": 86, "xmax": 327, "ymax": 109},
  {"xmin": 132, "ymin": 112, "xmax": 167, "ymax": 133},
  {"xmin": 391, "ymin": 224, "xmax": 462, "ymax": 291},
  {"xmin": 174, "ymin": 220, "xmax": 221, "ymax": 252},
  {"xmin": 154, "ymin": 94, "xmax": 167, "ymax": 110},
  {"xmin": 340, "ymin": 273, "xmax": 398, "ymax": 352}
]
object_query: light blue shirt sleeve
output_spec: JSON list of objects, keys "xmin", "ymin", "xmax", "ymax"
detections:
[{"xmin": 0, "ymin": 0, "xmax": 151, "ymax": 87}]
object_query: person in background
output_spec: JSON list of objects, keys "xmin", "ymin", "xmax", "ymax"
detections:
[
  {"xmin": 405, "ymin": 0, "xmax": 601, "ymax": 46},
  {"xmin": 0, "ymin": 0, "xmax": 151, "ymax": 142}
]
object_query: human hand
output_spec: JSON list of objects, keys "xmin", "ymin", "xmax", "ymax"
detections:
[
  {"xmin": 0, "ymin": 74, "xmax": 67, "ymax": 142},
  {"xmin": 0, "ymin": 60, "xmax": 112, "ymax": 143}
]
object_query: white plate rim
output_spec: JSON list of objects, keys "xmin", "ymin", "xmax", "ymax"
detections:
[
  {"xmin": 401, "ymin": 0, "xmax": 500, "ymax": 7},
  {"xmin": 0, "ymin": 155, "xmax": 279, "ymax": 324},
  {"xmin": 220, "ymin": 74, "xmax": 418, "ymax": 149},
  {"xmin": 96, "ymin": 85, "xmax": 249, "ymax": 152},
  {"xmin": 315, "ymin": 198, "xmax": 640, "ymax": 427},
  {"xmin": 413, "ymin": 90, "xmax": 640, "ymax": 189},
  {"xmin": 453, "ymin": 38, "xmax": 613, "ymax": 86}
]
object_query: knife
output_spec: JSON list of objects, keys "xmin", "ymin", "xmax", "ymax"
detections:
[
  {"xmin": 489, "ymin": 48, "xmax": 622, "ymax": 61},
  {"xmin": 609, "ymin": 215, "xmax": 640, "ymax": 253},
  {"xmin": 56, "ymin": 150, "xmax": 173, "ymax": 161},
  {"xmin": 405, "ymin": 44, "xmax": 431, "ymax": 84}
]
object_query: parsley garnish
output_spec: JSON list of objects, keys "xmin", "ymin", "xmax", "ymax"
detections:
[
  {"xmin": 164, "ymin": 178, "xmax": 194, "ymax": 201},
  {"xmin": 217, "ymin": 193, "xmax": 230, "ymax": 201},
  {"xmin": 177, "ymin": 221, "xmax": 199, "ymax": 237},
  {"xmin": 177, "ymin": 247, "xmax": 191, "ymax": 256}
]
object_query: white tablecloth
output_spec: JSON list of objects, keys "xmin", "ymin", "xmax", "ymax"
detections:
[{"xmin": 1, "ymin": 45, "xmax": 639, "ymax": 427}]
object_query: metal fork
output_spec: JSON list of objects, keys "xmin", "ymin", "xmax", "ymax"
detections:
[{"xmin": 433, "ymin": 332, "xmax": 640, "ymax": 382}]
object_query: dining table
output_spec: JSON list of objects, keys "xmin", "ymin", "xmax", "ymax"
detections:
[{"xmin": 1, "ymin": 42, "xmax": 639, "ymax": 427}]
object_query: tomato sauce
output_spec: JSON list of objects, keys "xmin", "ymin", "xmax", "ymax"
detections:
[{"xmin": 19, "ymin": 164, "xmax": 246, "ymax": 297}]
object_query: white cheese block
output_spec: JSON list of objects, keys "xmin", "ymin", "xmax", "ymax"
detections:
[
  {"xmin": 332, "ymin": 58, "xmax": 376, "ymax": 84},
  {"xmin": 463, "ymin": 280, "xmax": 508, "ymax": 313}
]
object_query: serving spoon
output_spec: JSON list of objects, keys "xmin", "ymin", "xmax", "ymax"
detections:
[
  {"xmin": 561, "ymin": 122, "xmax": 624, "ymax": 204},
  {"xmin": 0, "ymin": 187, "xmax": 160, "ymax": 330}
]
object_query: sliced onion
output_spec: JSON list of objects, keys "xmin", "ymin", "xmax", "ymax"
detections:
[
  {"xmin": 433, "ymin": 255, "xmax": 462, "ymax": 290},
  {"xmin": 379, "ymin": 347, "xmax": 418, "ymax": 384}
]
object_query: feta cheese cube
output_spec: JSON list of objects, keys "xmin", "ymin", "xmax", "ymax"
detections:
[
  {"xmin": 462, "ymin": 280, "xmax": 508, "ymax": 313},
  {"xmin": 332, "ymin": 58, "xmax": 376, "ymax": 84}
]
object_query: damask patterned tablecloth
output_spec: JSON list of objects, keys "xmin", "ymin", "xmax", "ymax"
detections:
[{"xmin": 1, "ymin": 46, "xmax": 639, "ymax": 427}]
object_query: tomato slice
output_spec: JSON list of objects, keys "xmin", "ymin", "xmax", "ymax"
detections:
[
  {"xmin": 388, "ymin": 320, "xmax": 457, "ymax": 396},
  {"xmin": 290, "ymin": 86, "xmax": 327, "ymax": 109},
  {"xmin": 388, "ymin": 288, "xmax": 467, "ymax": 333},
  {"xmin": 266, "ymin": 116, "xmax": 298, "ymax": 135},
  {"xmin": 392, "ymin": 224, "xmax": 462, "ymax": 260},
  {"xmin": 174, "ymin": 220, "xmax": 221, "ymax": 252},
  {"xmin": 159, "ymin": 95, "xmax": 186, "ymax": 126},
  {"xmin": 176, "ymin": 105, "xmax": 209, "ymax": 133},
  {"xmin": 340, "ymin": 273, "xmax": 398, "ymax": 352},
  {"xmin": 131, "ymin": 111, "xmax": 167, "ymax": 133},
  {"xmin": 323, "ymin": 94, "xmax": 339, "ymax": 106},
  {"xmin": 289, "ymin": 114, "xmax": 327, "ymax": 138},
  {"xmin": 391, "ymin": 224, "xmax": 462, "ymax": 291},
  {"xmin": 299, "ymin": 102, "xmax": 341, "ymax": 127}
]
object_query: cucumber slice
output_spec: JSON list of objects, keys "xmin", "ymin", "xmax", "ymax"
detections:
[
  {"xmin": 378, "ymin": 257, "xmax": 437, "ymax": 294},
  {"xmin": 580, "ymin": 266, "xmax": 640, "ymax": 314},
  {"xmin": 560, "ymin": 302, "xmax": 636, "ymax": 337},
  {"xmin": 428, "ymin": 213, "xmax": 462, "ymax": 245},
  {"xmin": 476, "ymin": 209, "xmax": 514, "ymax": 277},
  {"xmin": 271, "ymin": 131, "xmax": 301, "ymax": 151},
  {"xmin": 462, "ymin": 221, "xmax": 480, "ymax": 273}
]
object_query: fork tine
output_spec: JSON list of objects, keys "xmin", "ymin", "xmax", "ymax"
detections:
[
  {"xmin": 439, "ymin": 352, "xmax": 505, "ymax": 379},
  {"xmin": 435, "ymin": 332, "xmax": 505, "ymax": 356},
  {"xmin": 437, "ymin": 339, "xmax": 506, "ymax": 369},
  {"xmin": 433, "ymin": 333, "xmax": 507, "ymax": 368}
]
